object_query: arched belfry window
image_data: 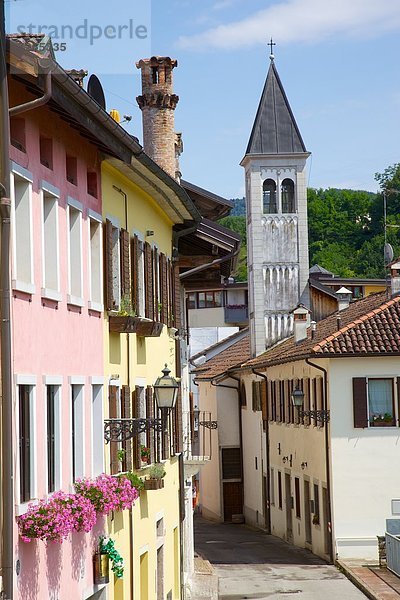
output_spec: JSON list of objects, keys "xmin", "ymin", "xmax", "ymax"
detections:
[
  {"xmin": 281, "ymin": 179, "xmax": 295, "ymax": 213},
  {"xmin": 263, "ymin": 179, "xmax": 277, "ymax": 214}
]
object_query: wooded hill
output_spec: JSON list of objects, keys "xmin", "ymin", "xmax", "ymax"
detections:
[{"xmin": 220, "ymin": 163, "xmax": 400, "ymax": 282}]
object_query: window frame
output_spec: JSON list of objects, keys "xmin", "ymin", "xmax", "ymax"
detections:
[
  {"xmin": 11, "ymin": 166, "xmax": 35, "ymax": 294},
  {"xmin": 262, "ymin": 178, "xmax": 277, "ymax": 214},
  {"xmin": 91, "ymin": 379, "xmax": 104, "ymax": 477},
  {"xmin": 44, "ymin": 378, "xmax": 62, "ymax": 494},
  {"xmin": 367, "ymin": 377, "xmax": 396, "ymax": 427},
  {"xmin": 88, "ymin": 210, "xmax": 103, "ymax": 312},
  {"xmin": 67, "ymin": 198, "xmax": 84, "ymax": 307},
  {"xmin": 41, "ymin": 182, "xmax": 61, "ymax": 302},
  {"xmin": 70, "ymin": 379, "xmax": 85, "ymax": 482},
  {"xmin": 16, "ymin": 375, "xmax": 37, "ymax": 509}
]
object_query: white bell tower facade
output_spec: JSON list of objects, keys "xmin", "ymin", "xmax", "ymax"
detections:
[{"xmin": 241, "ymin": 57, "xmax": 310, "ymax": 357}]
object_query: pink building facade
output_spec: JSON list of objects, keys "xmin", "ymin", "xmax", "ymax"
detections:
[{"xmin": 10, "ymin": 78, "xmax": 106, "ymax": 600}]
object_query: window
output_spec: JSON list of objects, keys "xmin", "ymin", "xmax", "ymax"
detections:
[
  {"xmin": 313, "ymin": 483, "xmax": 320, "ymax": 524},
  {"xmin": 89, "ymin": 217, "xmax": 103, "ymax": 310},
  {"xmin": 187, "ymin": 293, "xmax": 196, "ymax": 310},
  {"xmin": 46, "ymin": 385, "xmax": 61, "ymax": 493},
  {"xmin": 12, "ymin": 172, "xmax": 34, "ymax": 292},
  {"xmin": 71, "ymin": 384, "xmax": 84, "ymax": 481},
  {"xmin": 67, "ymin": 203, "xmax": 83, "ymax": 305},
  {"xmin": 66, "ymin": 155, "xmax": 77, "ymax": 185},
  {"xmin": 152, "ymin": 66, "xmax": 159, "ymax": 84},
  {"xmin": 221, "ymin": 447, "xmax": 241, "ymax": 480},
  {"xmin": 10, "ymin": 117, "xmax": 26, "ymax": 152},
  {"xmin": 263, "ymin": 179, "xmax": 277, "ymax": 214},
  {"xmin": 39, "ymin": 136, "xmax": 53, "ymax": 169},
  {"xmin": 87, "ymin": 171, "xmax": 98, "ymax": 198},
  {"xmin": 91, "ymin": 384, "xmax": 104, "ymax": 477},
  {"xmin": 294, "ymin": 477, "xmax": 301, "ymax": 518},
  {"xmin": 42, "ymin": 189, "xmax": 60, "ymax": 299},
  {"xmin": 270, "ymin": 468, "xmax": 275, "ymax": 505},
  {"xmin": 281, "ymin": 178, "xmax": 295, "ymax": 213},
  {"xmin": 19, "ymin": 385, "xmax": 33, "ymax": 503},
  {"xmin": 368, "ymin": 378, "xmax": 395, "ymax": 426},
  {"xmin": 353, "ymin": 377, "xmax": 397, "ymax": 428},
  {"xmin": 277, "ymin": 471, "xmax": 283, "ymax": 509}
]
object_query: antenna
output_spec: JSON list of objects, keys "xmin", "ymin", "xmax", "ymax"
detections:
[{"xmin": 87, "ymin": 74, "xmax": 106, "ymax": 110}]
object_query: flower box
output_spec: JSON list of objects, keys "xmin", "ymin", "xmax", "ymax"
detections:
[
  {"xmin": 144, "ymin": 478, "xmax": 164, "ymax": 491},
  {"xmin": 109, "ymin": 316, "xmax": 163, "ymax": 337},
  {"xmin": 371, "ymin": 420, "xmax": 395, "ymax": 427}
]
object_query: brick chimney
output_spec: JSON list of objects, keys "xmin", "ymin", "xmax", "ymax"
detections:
[{"xmin": 136, "ymin": 56, "xmax": 179, "ymax": 179}]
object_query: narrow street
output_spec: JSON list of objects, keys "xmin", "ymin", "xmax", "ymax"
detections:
[{"xmin": 194, "ymin": 517, "xmax": 367, "ymax": 599}]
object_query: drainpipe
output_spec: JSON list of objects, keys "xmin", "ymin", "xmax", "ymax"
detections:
[
  {"xmin": 252, "ymin": 369, "xmax": 271, "ymax": 534},
  {"xmin": 211, "ymin": 374, "xmax": 244, "ymax": 518},
  {"xmin": 305, "ymin": 358, "xmax": 333, "ymax": 563},
  {"xmin": 9, "ymin": 66, "xmax": 52, "ymax": 117},
  {"xmin": 1, "ymin": 3, "xmax": 12, "ymax": 597}
]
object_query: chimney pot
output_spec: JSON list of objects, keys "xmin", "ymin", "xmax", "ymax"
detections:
[
  {"xmin": 336, "ymin": 286, "xmax": 352, "ymax": 311},
  {"xmin": 293, "ymin": 304, "xmax": 311, "ymax": 343}
]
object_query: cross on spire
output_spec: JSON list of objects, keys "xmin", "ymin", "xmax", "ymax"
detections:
[{"xmin": 268, "ymin": 37, "xmax": 276, "ymax": 61}]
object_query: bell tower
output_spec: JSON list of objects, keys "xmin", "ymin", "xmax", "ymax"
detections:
[{"xmin": 241, "ymin": 54, "xmax": 310, "ymax": 357}]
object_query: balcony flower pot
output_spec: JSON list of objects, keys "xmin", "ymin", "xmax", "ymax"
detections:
[
  {"xmin": 93, "ymin": 551, "xmax": 110, "ymax": 585},
  {"xmin": 144, "ymin": 478, "xmax": 164, "ymax": 491},
  {"xmin": 136, "ymin": 319, "xmax": 163, "ymax": 337}
]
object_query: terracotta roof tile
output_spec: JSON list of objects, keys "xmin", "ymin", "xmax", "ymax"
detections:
[
  {"xmin": 244, "ymin": 292, "xmax": 400, "ymax": 370},
  {"xmin": 193, "ymin": 334, "xmax": 250, "ymax": 380}
]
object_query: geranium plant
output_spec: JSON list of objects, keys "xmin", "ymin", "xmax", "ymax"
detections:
[
  {"xmin": 99, "ymin": 536, "xmax": 124, "ymax": 579},
  {"xmin": 141, "ymin": 445, "xmax": 151, "ymax": 462},
  {"xmin": 74, "ymin": 473, "xmax": 139, "ymax": 515},
  {"xmin": 17, "ymin": 491, "xmax": 96, "ymax": 543}
]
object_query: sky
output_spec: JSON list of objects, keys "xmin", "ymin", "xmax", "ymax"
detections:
[{"xmin": 7, "ymin": 0, "xmax": 400, "ymax": 199}]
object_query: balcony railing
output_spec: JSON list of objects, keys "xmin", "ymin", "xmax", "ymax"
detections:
[
  {"xmin": 182, "ymin": 411, "xmax": 216, "ymax": 463},
  {"xmin": 224, "ymin": 305, "xmax": 248, "ymax": 324},
  {"xmin": 386, "ymin": 532, "xmax": 400, "ymax": 576}
]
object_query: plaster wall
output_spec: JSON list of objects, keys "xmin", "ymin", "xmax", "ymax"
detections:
[
  {"xmin": 329, "ymin": 356, "xmax": 400, "ymax": 560},
  {"xmin": 10, "ymin": 88, "xmax": 105, "ymax": 600}
]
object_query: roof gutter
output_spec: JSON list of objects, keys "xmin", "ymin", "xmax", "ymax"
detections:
[{"xmin": 9, "ymin": 60, "xmax": 52, "ymax": 116}]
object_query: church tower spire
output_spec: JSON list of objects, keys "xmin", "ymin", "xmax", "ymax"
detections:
[{"xmin": 241, "ymin": 54, "xmax": 310, "ymax": 357}]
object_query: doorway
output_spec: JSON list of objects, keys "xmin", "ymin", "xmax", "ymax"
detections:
[
  {"xmin": 223, "ymin": 481, "xmax": 243, "ymax": 521},
  {"xmin": 304, "ymin": 480, "xmax": 312, "ymax": 544},
  {"xmin": 322, "ymin": 487, "xmax": 332, "ymax": 558},
  {"xmin": 285, "ymin": 473, "xmax": 293, "ymax": 543}
]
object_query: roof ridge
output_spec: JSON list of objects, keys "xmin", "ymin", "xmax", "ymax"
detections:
[{"xmin": 312, "ymin": 295, "xmax": 400, "ymax": 351}]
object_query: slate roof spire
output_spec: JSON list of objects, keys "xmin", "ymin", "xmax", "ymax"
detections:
[{"xmin": 245, "ymin": 59, "xmax": 307, "ymax": 155}]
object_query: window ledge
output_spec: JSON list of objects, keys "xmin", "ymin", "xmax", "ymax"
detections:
[
  {"xmin": 88, "ymin": 300, "xmax": 103, "ymax": 313},
  {"xmin": 41, "ymin": 288, "xmax": 62, "ymax": 302},
  {"xmin": 12, "ymin": 279, "xmax": 35, "ymax": 295},
  {"xmin": 15, "ymin": 500, "xmax": 38, "ymax": 516},
  {"xmin": 67, "ymin": 294, "xmax": 85, "ymax": 308}
]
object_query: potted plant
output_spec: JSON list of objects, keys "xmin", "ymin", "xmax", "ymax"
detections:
[
  {"xmin": 93, "ymin": 539, "xmax": 110, "ymax": 585},
  {"xmin": 141, "ymin": 445, "xmax": 151, "ymax": 464},
  {"xmin": 144, "ymin": 463, "xmax": 166, "ymax": 490},
  {"xmin": 371, "ymin": 413, "xmax": 394, "ymax": 426},
  {"xmin": 109, "ymin": 295, "xmax": 138, "ymax": 333},
  {"xmin": 122, "ymin": 472, "xmax": 145, "ymax": 493},
  {"xmin": 98, "ymin": 536, "xmax": 124, "ymax": 579}
]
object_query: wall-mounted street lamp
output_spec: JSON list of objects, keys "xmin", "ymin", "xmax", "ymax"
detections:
[
  {"xmin": 104, "ymin": 364, "xmax": 179, "ymax": 442},
  {"xmin": 291, "ymin": 387, "xmax": 330, "ymax": 423},
  {"xmin": 193, "ymin": 408, "xmax": 218, "ymax": 430}
]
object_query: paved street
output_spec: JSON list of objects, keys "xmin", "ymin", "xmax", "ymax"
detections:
[{"xmin": 194, "ymin": 517, "xmax": 367, "ymax": 599}]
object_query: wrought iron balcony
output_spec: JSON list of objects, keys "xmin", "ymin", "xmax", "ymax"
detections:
[
  {"xmin": 182, "ymin": 411, "xmax": 217, "ymax": 476},
  {"xmin": 104, "ymin": 418, "xmax": 164, "ymax": 443}
]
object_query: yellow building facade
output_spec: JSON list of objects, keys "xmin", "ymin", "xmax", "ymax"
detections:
[{"xmin": 101, "ymin": 159, "xmax": 193, "ymax": 600}]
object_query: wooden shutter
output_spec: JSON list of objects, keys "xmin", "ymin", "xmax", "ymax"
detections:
[
  {"xmin": 144, "ymin": 242, "xmax": 154, "ymax": 320},
  {"xmin": 131, "ymin": 235, "xmax": 139, "ymax": 316},
  {"xmin": 109, "ymin": 386, "xmax": 119, "ymax": 474},
  {"xmin": 304, "ymin": 378, "xmax": 310, "ymax": 426},
  {"xmin": 120, "ymin": 229, "xmax": 130, "ymax": 299},
  {"xmin": 268, "ymin": 380, "xmax": 273, "ymax": 421},
  {"xmin": 275, "ymin": 381, "xmax": 281, "ymax": 422},
  {"xmin": 153, "ymin": 247, "xmax": 159, "ymax": 321},
  {"xmin": 240, "ymin": 381, "xmax": 247, "ymax": 407},
  {"xmin": 104, "ymin": 219, "xmax": 114, "ymax": 311},
  {"xmin": 252, "ymin": 381, "xmax": 257, "ymax": 411},
  {"xmin": 160, "ymin": 253, "xmax": 168, "ymax": 324},
  {"xmin": 288, "ymin": 379, "xmax": 294, "ymax": 424},
  {"xmin": 146, "ymin": 386, "xmax": 155, "ymax": 464},
  {"xmin": 353, "ymin": 377, "xmax": 368, "ymax": 428},
  {"xmin": 121, "ymin": 385, "xmax": 132, "ymax": 471},
  {"xmin": 172, "ymin": 264, "xmax": 181, "ymax": 329},
  {"xmin": 132, "ymin": 387, "xmax": 141, "ymax": 468},
  {"xmin": 261, "ymin": 380, "xmax": 268, "ymax": 430},
  {"xmin": 19, "ymin": 386, "xmax": 31, "ymax": 503},
  {"xmin": 280, "ymin": 380, "xmax": 285, "ymax": 423}
]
